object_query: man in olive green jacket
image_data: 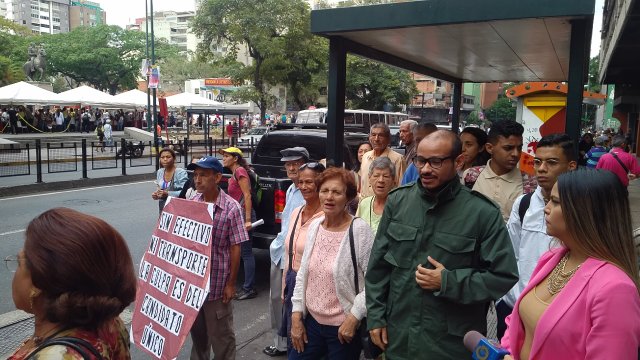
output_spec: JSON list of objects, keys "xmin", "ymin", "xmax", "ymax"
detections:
[{"xmin": 366, "ymin": 131, "xmax": 518, "ymax": 359}]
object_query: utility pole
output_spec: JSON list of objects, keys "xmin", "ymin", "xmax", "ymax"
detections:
[
  {"xmin": 150, "ymin": 0, "xmax": 158, "ymax": 160},
  {"xmin": 145, "ymin": 0, "xmax": 151, "ymax": 132}
]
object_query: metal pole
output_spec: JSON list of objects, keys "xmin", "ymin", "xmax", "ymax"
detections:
[
  {"xmin": 81, "ymin": 139, "xmax": 88, "ymax": 179},
  {"xmin": 451, "ymin": 82, "xmax": 462, "ymax": 134},
  {"xmin": 151, "ymin": 0, "xmax": 158, "ymax": 156},
  {"xmin": 421, "ymin": 93, "xmax": 425, "ymax": 122},
  {"xmin": 567, "ymin": 19, "xmax": 589, "ymax": 154},
  {"xmin": 121, "ymin": 138, "xmax": 127, "ymax": 175},
  {"xmin": 35, "ymin": 139, "xmax": 42, "ymax": 183},
  {"xmin": 145, "ymin": 0, "xmax": 151, "ymax": 132}
]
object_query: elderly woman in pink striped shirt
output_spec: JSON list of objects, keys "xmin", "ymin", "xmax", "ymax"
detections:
[{"xmin": 289, "ymin": 167, "xmax": 375, "ymax": 360}]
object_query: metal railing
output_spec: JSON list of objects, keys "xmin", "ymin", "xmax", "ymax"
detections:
[
  {"xmin": 0, "ymin": 144, "xmax": 30, "ymax": 177},
  {"xmin": 46, "ymin": 142, "xmax": 77, "ymax": 173}
]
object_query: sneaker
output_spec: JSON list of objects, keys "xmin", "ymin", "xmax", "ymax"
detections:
[
  {"xmin": 263, "ymin": 345, "xmax": 286, "ymax": 357},
  {"xmin": 235, "ymin": 288, "xmax": 257, "ymax": 300}
]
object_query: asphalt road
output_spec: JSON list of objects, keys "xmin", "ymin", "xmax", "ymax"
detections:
[{"xmin": 0, "ymin": 181, "xmax": 277, "ymax": 359}]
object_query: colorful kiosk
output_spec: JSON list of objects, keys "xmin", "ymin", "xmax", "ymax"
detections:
[{"xmin": 506, "ymin": 82, "xmax": 605, "ymax": 175}]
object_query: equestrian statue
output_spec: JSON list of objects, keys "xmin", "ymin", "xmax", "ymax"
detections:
[{"xmin": 23, "ymin": 43, "xmax": 47, "ymax": 81}]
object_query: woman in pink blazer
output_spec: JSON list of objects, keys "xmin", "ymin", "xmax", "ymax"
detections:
[{"xmin": 501, "ymin": 169, "xmax": 640, "ymax": 360}]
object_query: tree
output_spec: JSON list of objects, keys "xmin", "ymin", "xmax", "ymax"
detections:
[
  {"xmin": 43, "ymin": 25, "xmax": 179, "ymax": 94},
  {"xmin": 345, "ymin": 56, "xmax": 417, "ymax": 111},
  {"xmin": 485, "ymin": 97, "xmax": 516, "ymax": 123},
  {"xmin": 0, "ymin": 16, "xmax": 31, "ymax": 85},
  {"xmin": 192, "ymin": 0, "xmax": 309, "ymax": 119},
  {"xmin": 587, "ymin": 56, "xmax": 601, "ymax": 93},
  {"xmin": 160, "ymin": 55, "xmax": 243, "ymax": 93}
]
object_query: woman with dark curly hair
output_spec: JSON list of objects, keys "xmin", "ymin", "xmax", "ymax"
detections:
[{"xmin": 6, "ymin": 208, "xmax": 137, "ymax": 359}]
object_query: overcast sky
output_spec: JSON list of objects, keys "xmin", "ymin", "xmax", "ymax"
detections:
[
  {"xmin": 101, "ymin": 0, "xmax": 196, "ymax": 27},
  {"xmin": 101, "ymin": 0, "xmax": 604, "ymax": 57}
]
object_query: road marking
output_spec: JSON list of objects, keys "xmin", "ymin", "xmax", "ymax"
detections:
[
  {"xmin": 0, "ymin": 181, "xmax": 154, "ymax": 202},
  {"xmin": 0, "ymin": 229, "xmax": 24, "ymax": 237}
]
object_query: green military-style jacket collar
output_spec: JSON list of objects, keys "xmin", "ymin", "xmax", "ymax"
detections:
[{"xmin": 415, "ymin": 175, "xmax": 461, "ymax": 207}]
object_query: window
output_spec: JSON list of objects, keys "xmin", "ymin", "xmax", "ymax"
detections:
[
  {"xmin": 40, "ymin": 15, "xmax": 49, "ymax": 20},
  {"xmin": 53, "ymin": 25, "xmax": 60, "ymax": 30},
  {"xmin": 52, "ymin": 17, "xmax": 60, "ymax": 22}
]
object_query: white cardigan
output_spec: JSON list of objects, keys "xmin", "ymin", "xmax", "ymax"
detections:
[{"xmin": 291, "ymin": 216, "xmax": 375, "ymax": 321}]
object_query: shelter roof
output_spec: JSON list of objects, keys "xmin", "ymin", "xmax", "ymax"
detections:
[{"xmin": 311, "ymin": 0, "xmax": 595, "ymax": 83}]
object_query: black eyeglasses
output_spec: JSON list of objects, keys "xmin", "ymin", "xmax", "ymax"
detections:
[
  {"xmin": 299, "ymin": 162, "xmax": 325, "ymax": 172},
  {"xmin": 412, "ymin": 155, "xmax": 453, "ymax": 169}
]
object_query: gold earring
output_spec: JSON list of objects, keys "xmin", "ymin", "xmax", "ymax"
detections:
[{"xmin": 29, "ymin": 289, "xmax": 39, "ymax": 311}]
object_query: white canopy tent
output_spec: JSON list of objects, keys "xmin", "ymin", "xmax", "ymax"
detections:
[
  {"xmin": 164, "ymin": 92, "xmax": 224, "ymax": 109},
  {"xmin": 57, "ymin": 86, "xmax": 135, "ymax": 108},
  {"xmin": 0, "ymin": 81, "xmax": 70, "ymax": 106},
  {"xmin": 112, "ymin": 89, "xmax": 158, "ymax": 108}
]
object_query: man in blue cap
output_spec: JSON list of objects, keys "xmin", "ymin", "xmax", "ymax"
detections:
[{"xmin": 187, "ymin": 156, "xmax": 250, "ymax": 360}]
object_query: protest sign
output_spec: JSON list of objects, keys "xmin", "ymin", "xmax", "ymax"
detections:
[{"xmin": 132, "ymin": 197, "xmax": 214, "ymax": 359}]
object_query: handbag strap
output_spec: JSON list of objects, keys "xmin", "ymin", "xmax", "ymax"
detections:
[
  {"xmin": 611, "ymin": 151, "xmax": 630, "ymax": 174},
  {"xmin": 27, "ymin": 336, "xmax": 104, "ymax": 360},
  {"xmin": 287, "ymin": 207, "xmax": 303, "ymax": 271},
  {"xmin": 347, "ymin": 217, "xmax": 359, "ymax": 292}
]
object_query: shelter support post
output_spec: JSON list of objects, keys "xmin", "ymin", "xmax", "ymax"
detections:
[
  {"xmin": 566, "ymin": 19, "xmax": 589, "ymax": 152},
  {"xmin": 451, "ymin": 82, "xmax": 462, "ymax": 134},
  {"xmin": 326, "ymin": 37, "xmax": 347, "ymax": 167}
]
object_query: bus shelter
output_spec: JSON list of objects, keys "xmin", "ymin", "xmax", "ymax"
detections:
[{"xmin": 310, "ymin": 0, "xmax": 596, "ymax": 166}]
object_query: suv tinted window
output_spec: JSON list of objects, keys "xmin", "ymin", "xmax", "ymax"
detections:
[{"xmin": 253, "ymin": 130, "xmax": 364, "ymax": 170}]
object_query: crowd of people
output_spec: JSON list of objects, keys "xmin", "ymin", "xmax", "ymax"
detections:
[
  {"xmin": 0, "ymin": 106, "xmax": 138, "ymax": 134},
  {"xmin": 6, "ymin": 118, "xmax": 640, "ymax": 359}
]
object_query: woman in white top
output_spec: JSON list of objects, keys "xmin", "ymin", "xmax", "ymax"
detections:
[{"xmin": 290, "ymin": 167, "xmax": 375, "ymax": 360}]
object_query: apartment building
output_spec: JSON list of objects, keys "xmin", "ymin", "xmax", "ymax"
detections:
[
  {"xmin": 138, "ymin": 11, "xmax": 198, "ymax": 54},
  {"xmin": 1, "ymin": 0, "xmax": 70, "ymax": 34},
  {"xmin": 69, "ymin": 0, "xmax": 106, "ymax": 30}
]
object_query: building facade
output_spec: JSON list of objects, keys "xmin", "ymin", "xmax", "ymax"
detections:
[
  {"xmin": 138, "ymin": 11, "xmax": 199, "ymax": 54},
  {"xmin": 69, "ymin": 0, "xmax": 105, "ymax": 30},
  {"xmin": 1, "ymin": 0, "xmax": 70, "ymax": 34}
]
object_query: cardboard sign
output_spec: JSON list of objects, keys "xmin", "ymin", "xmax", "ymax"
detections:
[{"xmin": 132, "ymin": 197, "xmax": 214, "ymax": 359}]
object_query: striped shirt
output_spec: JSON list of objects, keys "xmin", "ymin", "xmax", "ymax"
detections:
[{"xmin": 190, "ymin": 190, "xmax": 250, "ymax": 301}]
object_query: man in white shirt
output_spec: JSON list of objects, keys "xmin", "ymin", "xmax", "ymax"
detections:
[
  {"xmin": 496, "ymin": 133, "xmax": 577, "ymax": 339},
  {"xmin": 54, "ymin": 109, "xmax": 64, "ymax": 132}
]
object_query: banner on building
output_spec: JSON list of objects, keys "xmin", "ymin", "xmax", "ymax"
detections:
[{"xmin": 131, "ymin": 197, "xmax": 214, "ymax": 360}]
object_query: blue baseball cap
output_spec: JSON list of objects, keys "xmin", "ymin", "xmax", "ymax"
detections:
[{"xmin": 187, "ymin": 156, "xmax": 223, "ymax": 173}]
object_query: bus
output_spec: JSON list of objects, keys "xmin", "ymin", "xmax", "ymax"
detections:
[{"xmin": 296, "ymin": 108, "xmax": 409, "ymax": 130}]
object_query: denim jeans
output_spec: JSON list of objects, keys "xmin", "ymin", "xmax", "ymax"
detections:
[
  {"xmin": 287, "ymin": 315, "xmax": 361, "ymax": 360},
  {"xmin": 241, "ymin": 239, "xmax": 255, "ymax": 291}
]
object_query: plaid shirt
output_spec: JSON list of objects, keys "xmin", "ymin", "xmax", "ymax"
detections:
[{"xmin": 190, "ymin": 190, "xmax": 249, "ymax": 301}]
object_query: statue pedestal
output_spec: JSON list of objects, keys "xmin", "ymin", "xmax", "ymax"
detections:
[{"xmin": 26, "ymin": 81, "xmax": 53, "ymax": 92}]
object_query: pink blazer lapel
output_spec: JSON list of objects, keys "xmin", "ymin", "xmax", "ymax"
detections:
[{"xmin": 528, "ymin": 254, "xmax": 608, "ymax": 359}]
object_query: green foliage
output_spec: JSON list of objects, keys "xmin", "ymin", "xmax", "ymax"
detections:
[
  {"xmin": 345, "ymin": 56, "xmax": 417, "ymax": 111},
  {"xmin": 160, "ymin": 56, "xmax": 243, "ymax": 92},
  {"xmin": 192, "ymin": 0, "xmax": 310, "ymax": 117},
  {"xmin": 41, "ymin": 25, "xmax": 179, "ymax": 94},
  {"xmin": 588, "ymin": 56, "xmax": 601, "ymax": 93},
  {"xmin": 486, "ymin": 97, "xmax": 516, "ymax": 123},
  {"xmin": 464, "ymin": 111, "xmax": 482, "ymax": 126}
]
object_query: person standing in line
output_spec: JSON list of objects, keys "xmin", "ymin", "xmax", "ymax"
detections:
[
  {"xmin": 353, "ymin": 142, "xmax": 372, "ymax": 193},
  {"xmin": 596, "ymin": 134, "xmax": 640, "ymax": 187},
  {"xmin": 54, "ymin": 109, "xmax": 64, "ymax": 132},
  {"xmin": 280, "ymin": 162, "xmax": 325, "ymax": 355},
  {"xmin": 496, "ymin": 134, "xmax": 577, "ymax": 340},
  {"xmin": 263, "ymin": 147, "xmax": 309, "ymax": 357},
  {"xmin": 366, "ymin": 130, "xmax": 518, "ymax": 359},
  {"xmin": 462, "ymin": 120, "xmax": 537, "ymax": 222},
  {"xmin": 401, "ymin": 123, "xmax": 438, "ymax": 185},
  {"xmin": 459, "ymin": 126, "xmax": 490, "ymax": 174},
  {"xmin": 359, "ymin": 123, "xmax": 405, "ymax": 198},
  {"xmin": 290, "ymin": 168, "xmax": 375, "ymax": 360},
  {"xmin": 501, "ymin": 169, "xmax": 640, "ymax": 360},
  {"xmin": 187, "ymin": 156, "xmax": 250, "ymax": 360},
  {"xmin": 356, "ymin": 157, "xmax": 396, "ymax": 234},
  {"xmin": 585, "ymin": 135, "xmax": 608, "ymax": 168},
  {"xmin": 220, "ymin": 146, "xmax": 258, "ymax": 300},
  {"xmin": 399, "ymin": 120, "xmax": 418, "ymax": 168}
]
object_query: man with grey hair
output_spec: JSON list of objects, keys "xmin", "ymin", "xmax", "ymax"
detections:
[
  {"xmin": 399, "ymin": 120, "xmax": 419, "ymax": 167},
  {"xmin": 357, "ymin": 156, "xmax": 396, "ymax": 233},
  {"xmin": 596, "ymin": 134, "xmax": 640, "ymax": 187},
  {"xmin": 360, "ymin": 123, "xmax": 405, "ymax": 198}
]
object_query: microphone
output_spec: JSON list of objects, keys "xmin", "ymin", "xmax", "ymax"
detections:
[{"xmin": 463, "ymin": 331, "xmax": 510, "ymax": 360}]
